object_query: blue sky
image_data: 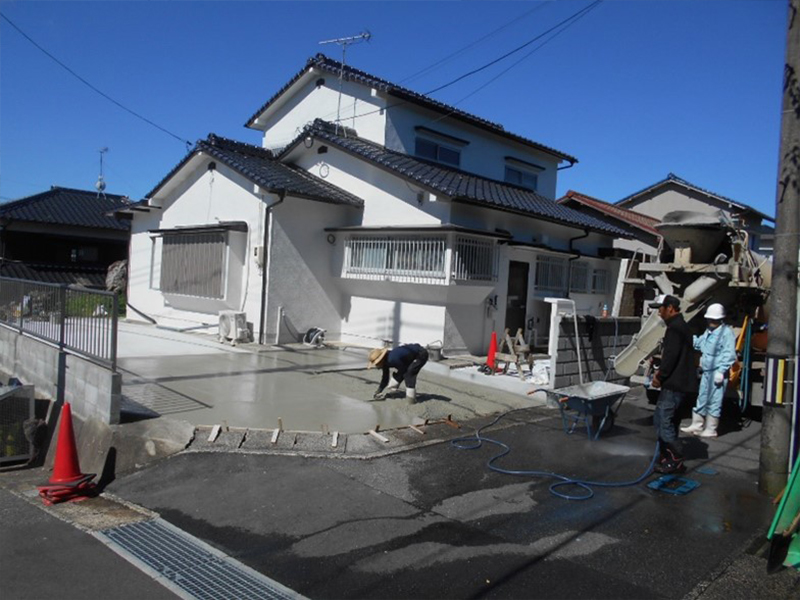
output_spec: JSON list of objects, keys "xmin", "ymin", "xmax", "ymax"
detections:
[{"xmin": 0, "ymin": 1, "xmax": 788, "ymax": 218}]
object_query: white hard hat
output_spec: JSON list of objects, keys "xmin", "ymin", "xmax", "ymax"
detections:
[{"xmin": 704, "ymin": 303, "xmax": 726, "ymax": 320}]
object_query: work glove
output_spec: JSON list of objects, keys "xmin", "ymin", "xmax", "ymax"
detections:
[
  {"xmin": 714, "ymin": 371, "xmax": 725, "ymax": 386},
  {"xmin": 373, "ymin": 389, "xmax": 385, "ymax": 400}
]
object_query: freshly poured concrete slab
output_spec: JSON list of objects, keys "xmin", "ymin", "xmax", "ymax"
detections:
[{"xmin": 117, "ymin": 322, "xmax": 544, "ymax": 434}]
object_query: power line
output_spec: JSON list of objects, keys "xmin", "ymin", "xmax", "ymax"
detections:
[
  {"xmin": 424, "ymin": 0, "xmax": 603, "ymax": 96},
  {"xmin": 398, "ymin": 0, "xmax": 554, "ymax": 85},
  {"xmin": 429, "ymin": 0, "xmax": 603, "ymax": 126},
  {"xmin": 0, "ymin": 12, "xmax": 192, "ymax": 149},
  {"xmin": 315, "ymin": 0, "xmax": 558, "ymax": 126},
  {"xmin": 330, "ymin": 0, "xmax": 603, "ymax": 128}
]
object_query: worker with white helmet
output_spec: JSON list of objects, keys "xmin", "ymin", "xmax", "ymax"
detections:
[{"xmin": 682, "ymin": 302, "xmax": 737, "ymax": 438}]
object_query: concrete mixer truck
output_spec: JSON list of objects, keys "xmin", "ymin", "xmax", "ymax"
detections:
[{"xmin": 613, "ymin": 209, "xmax": 771, "ymax": 408}]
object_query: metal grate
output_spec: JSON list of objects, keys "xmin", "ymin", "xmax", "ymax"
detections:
[
  {"xmin": 0, "ymin": 385, "xmax": 35, "ymax": 465},
  {"xmin": 98, "ymin": 519, "xmax": 303, "ymax": 600}
]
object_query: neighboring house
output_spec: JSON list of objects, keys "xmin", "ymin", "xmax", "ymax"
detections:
[
  {"xmin": 615, "ymin": 173, "xmax": 774, "ymax": 256},
  {"xmin": 121, "ymin": 54, "xmax": 629, "ymax": 355},
  {"xmin": 0, "ymin": 186, "xmax": 131, "ymax": 287},
  {"xmin": 558, "ymin": 190, "xmax": 662, "ymax": 318},
  {"xmin": 558, "ymin": 190, "xmax": 660, "ymax": 258}
]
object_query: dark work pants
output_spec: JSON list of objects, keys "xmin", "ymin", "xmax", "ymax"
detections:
[
  {"xmin": 401, "ymin": 348, "xmax": 429, "ymax": 389},
  {"xmin": 654, "ymin": 387, "xmax": 685, "ymax": 455}
]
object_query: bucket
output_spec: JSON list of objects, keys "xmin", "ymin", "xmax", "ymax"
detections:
[{"xmin": 427, "ymin": 341, "xmax": 443, "ymax": 362}]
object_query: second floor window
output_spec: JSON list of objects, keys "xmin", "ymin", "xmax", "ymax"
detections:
[
  {"xmin": 415, "ymin": 137, "xmax": 460, "ymax": 167},
  {"xmin": 505, "ymin": 166, "xmax": 538, "ymax": 191}
]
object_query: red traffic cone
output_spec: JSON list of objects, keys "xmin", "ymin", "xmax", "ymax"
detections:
[
  {"xmin": 487, "ymin": 331, "xmax": 498, "ymax": 371},
  {"xmin": 38, "ymin": 403, "xmax": 96, "ymax": 505}
]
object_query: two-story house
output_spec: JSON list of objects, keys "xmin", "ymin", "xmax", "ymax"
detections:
[{"xmin": 121, "ymin": 54, "xmax": 628, "ymax": 355}]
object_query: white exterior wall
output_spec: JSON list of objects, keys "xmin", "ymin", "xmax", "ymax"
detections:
[
  {"xmin": 292, "ymin": 145, "xmax": 451, "ymax": 226},
  {"xmin": 343, "ymin": 297, "xmax": 447, "ymax": 348},
  {"xmin": 254, "ymin": 75, "xmax": 387, "ymax": 151},
  {"xmin": 266, "ymin": 196, "xmax": 357, "ymax": 343},
  {"xmin": 127, "ymin": 160, "xmax": 268, "ymax": 335},
  {"xmin": 386, "ymin": 104, "xmax": 561, "ymax": 199}
]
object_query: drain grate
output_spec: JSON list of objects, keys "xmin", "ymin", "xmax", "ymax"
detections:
[{"xmin": 97, "ymin": 518, "xmax": 303, "ymax": 600}]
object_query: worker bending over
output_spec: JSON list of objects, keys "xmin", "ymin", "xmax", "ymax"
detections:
[
  {"xmin": 368, "ymin": 344, "xmax": 429, "ymax": 403},
  {"xmin": 681, "ymin": 303, "xmax": 736, "ymax": 438}
]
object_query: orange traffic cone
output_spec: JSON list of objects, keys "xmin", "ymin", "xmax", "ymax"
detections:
[
  {"xmin": 38, "ymin": 403, "xmax": 96, "ymax": 505},
  {"xmin": 487, "ymin": 331, "xmax": 498, "ymax": 372}
]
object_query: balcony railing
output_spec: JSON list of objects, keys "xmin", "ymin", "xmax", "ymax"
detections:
[
  {"xmin": 343, "ymin": 234, "xmax": 497, "ymax": 284},
  {"xmin": 0, "ymin": 277, "xmax": 118, "ymax": 370}
]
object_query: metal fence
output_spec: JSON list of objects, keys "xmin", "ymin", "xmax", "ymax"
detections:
[
  {"xmin": 0, "ymin": 277, "xmax": 118, "ymax": 370},
  {"xmin": 453, "ymin": 236, "xmax": 497, "ymax": 281}
]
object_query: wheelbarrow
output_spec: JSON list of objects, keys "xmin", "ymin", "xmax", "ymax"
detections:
[{"xmin": 535, "ymin": 381, "xmax": 630, "ymax": 440}]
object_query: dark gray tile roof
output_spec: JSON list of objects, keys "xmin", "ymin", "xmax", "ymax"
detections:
[
  {"xmin": 617, "ymin": 173, "xmax": 773, "ymax": 221},
  {"xmin": 0, "ymin": 187, "xmax": 131, "ymax": 230},
  {"xmin": 0, "ymin": 261, "xmax": 107, "ymax": 287},
  {"xmin": 283, "ymin": 120, "xmax": 628, "ymax": 237},
  {"xmin": 145, "ymin": 134, "xmax": 363, "ymax": 208},
  {"xmin": 246, "ymin": 54, "xmax": 577, "ymax": 164}
]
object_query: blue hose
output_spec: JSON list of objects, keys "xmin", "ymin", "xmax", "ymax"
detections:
[{"xmin": 451, "ymin": 408, "xmax": 661, "ymax": 501}]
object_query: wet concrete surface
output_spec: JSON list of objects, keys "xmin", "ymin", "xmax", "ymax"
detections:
[{"xmin": 118, "ymin": 321, "xmax": 539, "ymax": 434}]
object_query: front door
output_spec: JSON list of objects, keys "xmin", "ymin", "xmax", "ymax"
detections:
[{"xmin": 505, "ymin": 261, "xmax": 529, "ymax": 335}]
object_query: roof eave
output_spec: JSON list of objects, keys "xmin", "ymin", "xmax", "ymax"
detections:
[{"xmin": 451, "ymin": 197, "xmax": 632, "ymax": 239}]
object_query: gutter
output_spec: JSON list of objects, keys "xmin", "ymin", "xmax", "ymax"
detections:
[
  {"xmin": 557, "ymin": 158, "xmax": 577, "ymax": 171},
  {"xmin": 566, "ymin": 229, "xmax": 590, "ymax": 298}
]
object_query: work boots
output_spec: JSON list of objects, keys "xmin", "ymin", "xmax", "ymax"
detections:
[
  {"xmin": 655, "ymin": 445, "xmax": 686, "ymax": 474},
  {"xmin": 698, "ymin": 415, "xmax": 719, "ymax": 438},
  {"xmin": 405, "ymin": 387, "xmax": 416, "ymax": 404},
  {"xmin": 680, "ymin": 411, "xmax": 705, "ymax": 435}
]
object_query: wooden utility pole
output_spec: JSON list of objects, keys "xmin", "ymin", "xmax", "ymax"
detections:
[{"xmin": 759, "ymin": 0, "xmax": 800, "ymax": 496}]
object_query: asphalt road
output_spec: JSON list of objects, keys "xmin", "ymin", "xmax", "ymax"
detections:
[{"xmin": 100, "ymin": 394, "xmax": 797, "ymax": 599}]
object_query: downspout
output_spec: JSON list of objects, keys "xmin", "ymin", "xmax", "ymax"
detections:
[
  {"xmin": 566, "ymin": 229, "xmax": 590, "ymax": 299},
  {"xmin": 258, "ymin": 189, "xmax": 286, "ymax": 345}
]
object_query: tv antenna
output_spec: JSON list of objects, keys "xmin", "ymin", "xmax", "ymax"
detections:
[
  {"xmin": 96, "ymin": 147, "xmax": 108, "ymax": 197},
  {"xmin": 319, "ymin": 31, "xmax": 371, "ymax": 135}
]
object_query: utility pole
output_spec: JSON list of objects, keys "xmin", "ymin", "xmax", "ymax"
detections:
[{"xmin": 759, "ymin": 0, "xmax": 800, "ymax": 496}]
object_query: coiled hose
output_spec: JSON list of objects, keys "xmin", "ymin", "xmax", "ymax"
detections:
[{"xmin": 451, "ymin": 407, "xmax": 660, "ymax": 501}]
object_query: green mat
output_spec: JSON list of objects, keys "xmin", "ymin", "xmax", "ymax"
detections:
[{"xmin": 767, "ymin": 456, "xmax": 800, "ymax": 572}]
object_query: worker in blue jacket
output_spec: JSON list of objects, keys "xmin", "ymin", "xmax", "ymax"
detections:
[
  {"xmin": 368, "ymin": 343, "xmax": 429, "ymax": 403},
  {"xmin": 681, "ymin": 303, "xmax": 737, "ymax": 438}
]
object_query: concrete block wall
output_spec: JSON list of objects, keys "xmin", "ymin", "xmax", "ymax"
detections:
[
  {"xmin": 0, "ymin": 327, "xmax": 121, "ymax": 424},
  {"xmin": 553, "ymin": 317, "xmax": 641, "ymax": 388}
]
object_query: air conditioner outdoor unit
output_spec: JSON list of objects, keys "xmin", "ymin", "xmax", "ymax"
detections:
[{"xmin": 218, "ymin": 311, "xmax": 250, "ymax": 345}]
